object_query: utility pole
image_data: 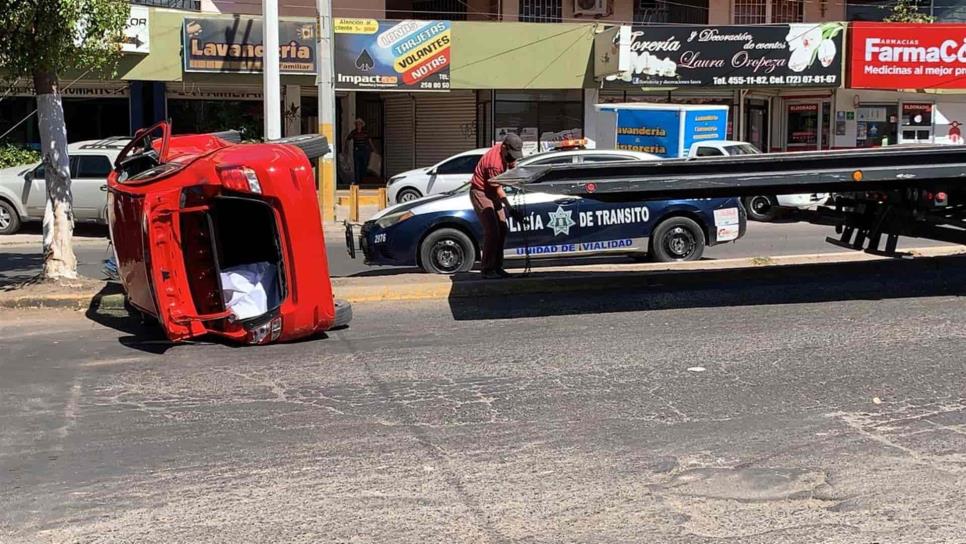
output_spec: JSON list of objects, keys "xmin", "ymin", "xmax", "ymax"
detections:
[
  {"xmin": 263, "ymin": 0, "xmax": 282, "ymax": 140},
  {"xmin": 316, "ymin": 0, "xmax": 336, "ymax": 222}
]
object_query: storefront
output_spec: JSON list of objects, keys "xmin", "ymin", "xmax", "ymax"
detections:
[
  {"xmin": 334, "ymin": 19, "xmax": 597, "ymax": 181},
  {"xmin": 594, "ymin": 22, "xmax": 847, "ymax": 153},
  {"xmin": 0, "ymin": 82, "xmax": 131, "ymax": 145},
  {"xmin": 838, "ymin": 22, "xmax": 966, "ymax": 148}
]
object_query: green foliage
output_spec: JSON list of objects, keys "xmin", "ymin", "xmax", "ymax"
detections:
[
  {"xmin": 885, "ymin": 0, "xmax": 935, "ymax": 22},
  {"xmin": 0, "ymin": 144, "xmax": 40, "ymax": 168},
  {"xmin": 0, "ymin": 0, "xmax": 129, "ymax": 81}
]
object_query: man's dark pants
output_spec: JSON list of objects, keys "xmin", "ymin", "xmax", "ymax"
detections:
[
  {"xmin": 353, "ymin": 148, "xmax": 369, "ymax": 184},
  {"xmin": 470, "ymin": 188, "xmax": 508, "ymax": 272}
]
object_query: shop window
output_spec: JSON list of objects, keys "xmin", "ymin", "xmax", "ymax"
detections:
[
  {"xmin": 900, "ymin": 103, "xmax": 933, "ymax": 143},
  {"xmin": 168, "ymin": 99, "xmax": 264, "ymax": 140},
  {"xmin": 856, "ymin": 104, "xmax": 898, "ymax": 147},
  {"xmin": 733, "ymin": 0, "xmax": 802, "ymax": 23},
  {"xmin": 493, "ymin": 91, "xmax": 582, "ymax": 152},
  {"xmin": 635, "ymin": 0, "xmax": 709, "ymax": 23},
  {"xmin": 520, "ymin": 0, "xmax": 562, "ymax": 22},
  {"xmin": 386, "ymin": 0, "xmax": 467, "ymax": 20},
  {"xmin": 787, "ymin": 103, "xmax": 819, "ymax": 148}
]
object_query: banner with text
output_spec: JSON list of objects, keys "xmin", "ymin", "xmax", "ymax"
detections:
[
  {"xmin": 849, "ymin": 22, "xmax": 966, "ymax": 89},
  {"xmin": 334, "ymin": 19, "xmax": 452, "ymax": 91},
  {"xmin": 603, "ymin": 23, "xmax": 845, "ymax": 88},
  {"xmin": 183, "ymin": 17, "xmax": 317, "ymax": 75}
]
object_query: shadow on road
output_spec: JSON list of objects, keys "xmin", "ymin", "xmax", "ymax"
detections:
[
  {"xmin": 0, "ymin": 252, "xmax": 43, "ymax": 287},
  {"xmin": 84, "ymin": 283, "xmax": 177, "ymax": 354},
  {"xmin": 446, "ymin": 254, "xmax": 966, "ymax": 321}
]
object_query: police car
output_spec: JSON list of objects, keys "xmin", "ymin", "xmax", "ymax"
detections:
[{"xmin": 349, "ymin": 162, "xmax": 747, "ymax": 274}]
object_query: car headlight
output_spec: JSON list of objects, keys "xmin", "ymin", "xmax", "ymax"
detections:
[{"xmin": 375, "ymin": 211, "xmax": 414, "ymax": 229}]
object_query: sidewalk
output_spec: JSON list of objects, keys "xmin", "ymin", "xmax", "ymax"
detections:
[{"xmin": 1, "ymin": 245, "xmax": 962, "ymax": 311}]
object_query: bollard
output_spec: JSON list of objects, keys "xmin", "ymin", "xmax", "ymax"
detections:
[
  {"xmin": 377, "ymin": 187, "xmax": 388, "ymax": 210},
  {"xmin": 350, "ymin": 184, "xmax": 360, "ymax": 222}
]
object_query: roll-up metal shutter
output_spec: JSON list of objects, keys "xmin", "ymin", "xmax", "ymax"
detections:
[
  {"xmin": 415, "ymin": 91, "xmax": 477, "ymax": 167},
  {"xmin": 383, "ymin": 94, "xmax": 415, "ymax": 177}
]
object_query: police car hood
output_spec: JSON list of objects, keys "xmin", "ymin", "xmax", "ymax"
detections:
[{"xmin": 370, "ymin": 191, "xmax": 468, "ymax": 221}]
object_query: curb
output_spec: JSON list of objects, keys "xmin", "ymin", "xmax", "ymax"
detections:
[
  {"xmin": 1, "ymin": 246, "xmax": 962, "ymax": 310},
  {"xmin": 332, "ymin": 245, "xmax": 965, "ymax": 303}
]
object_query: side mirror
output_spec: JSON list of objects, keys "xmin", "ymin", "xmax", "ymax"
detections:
[
  {"xmin": 427, "ymin": 168, "xmax": 437, "ymax": 176},
  {"xmin": 24, "ymin": 171, "xmax": 33, "ymax": 183}
]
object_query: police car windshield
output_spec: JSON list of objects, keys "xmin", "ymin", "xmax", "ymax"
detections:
[{"xmin": 446, "ymin": 183, "xmax": 471, "ymax": 195}]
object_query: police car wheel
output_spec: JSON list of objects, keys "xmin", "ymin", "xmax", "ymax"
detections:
[
  {"xmin": 420, "ymin": 228, "xmax": 475, "ymax": 274},
  {"xmin": 743, "ymin": 195, "xmax": 780, "ymax": 222},
  {"xmin": 649, "ymin": 217, "xmax": 705, "ymax": 262}
]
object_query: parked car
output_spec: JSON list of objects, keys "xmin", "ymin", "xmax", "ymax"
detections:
[
  {"xmin": 687, "ymin": 140, "xmax": 828, "ymax": 221},
  {"xmin": 0, "ymin": 137, "xmax": 129, "ymax": 234},
  {"xmin": 108, "ymin": 122, "xmax": 350, "ymax": 344},
  {"xmin": 351, "ymin": 157, "xmax": 746, "ymax": 274},
  {"xmin": 386, "ymin": 145, "xmax": 661, "ymax": 204}
]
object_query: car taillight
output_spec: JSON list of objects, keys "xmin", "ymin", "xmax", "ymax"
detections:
[
  {"xmin": 219, "ymin": 166, "xmax": 262, "ymax": 194},
  {"xmin": 248, "ymin": 316, "xmax": 282, "ymax": 344}
]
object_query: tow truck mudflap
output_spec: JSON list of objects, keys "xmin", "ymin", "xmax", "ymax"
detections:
[{"xmin": 344, "ymin": 220, "xmax": 357, "ymax": 259}]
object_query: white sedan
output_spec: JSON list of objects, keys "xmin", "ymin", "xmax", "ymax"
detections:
[
  {"xmin": 386, "ymin": 147, "xmax": 660, "ymax": 204},
  {"xmin": 688, "ymin": 140, "xmax": 829, "ymax": 221}
]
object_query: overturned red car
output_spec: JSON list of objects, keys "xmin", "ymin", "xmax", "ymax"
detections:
[{"xmin": 107, "ymin": 122, "xmax": 350, "ymax": 344}]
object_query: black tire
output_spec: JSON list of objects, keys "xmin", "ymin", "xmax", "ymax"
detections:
[
  {"xmin": 649, "ymin": 216, "xmax": 705, "ymax": 262},
  {"xmin": 419, "ymin": 228, "xmax": 476, "ymax": 274},
  {"xmin": 273, "ymin": 134, "xmax": 330, "ymax": 161},
  {"xmin": 0, "ymin": 199, "xmax": 22, "ymax": 235},
  {"xmin": 396, "ymin": 188, "xmax": 422, "ymax": 203},
  {"xmin": 743, "ymin": 195, "xmax": 780, "ymax": 222}
]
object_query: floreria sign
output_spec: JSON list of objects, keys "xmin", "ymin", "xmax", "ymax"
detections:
[{"xmin": 850, "ymin": 22, "xmax": 966, "ymax": 89}]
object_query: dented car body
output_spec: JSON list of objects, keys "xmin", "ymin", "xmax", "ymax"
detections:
[{"xmin": 108, "ymin": 122, "xmax": 349, "ymax": 344}]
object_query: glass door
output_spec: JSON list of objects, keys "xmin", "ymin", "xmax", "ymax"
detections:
[
  {"xmin": 900, "ymin": 103, "xmax": 933, "ymax": 143},
  {"xmin": 745, "ymin": 99, "xmax": 769, "ymax": 152},
  {"xmin": 856, "ymin": 104, "xmax": 898, "ymax": 148},
  {"xmin": 786, "ymin": 102, "xmax": 819, "ymax": 151}
]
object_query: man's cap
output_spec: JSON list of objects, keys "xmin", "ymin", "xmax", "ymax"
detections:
[{"xmin": 502, "ymin": 133, "xmax": 524, "ymax": 160}]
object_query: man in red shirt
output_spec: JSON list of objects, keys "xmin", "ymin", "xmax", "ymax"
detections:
[{"xmin": 470, "ymin": 134, "xmax": 524, "ymax": 279}]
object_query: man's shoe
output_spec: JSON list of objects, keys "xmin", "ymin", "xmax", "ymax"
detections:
[
  {"xmin": 494, "ymin": 268, "xmax": 513, "ymax": 278},
  {"xmin": 480, "ymin": 270, "xmax": 501, "ymax": 279}
]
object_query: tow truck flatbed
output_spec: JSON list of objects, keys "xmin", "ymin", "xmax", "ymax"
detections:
[
  {"xmin": 493, "ymin": 144, "xmax": 966, "ymax": 255},
  {"xmin": 493, "ymin": 145, "xmax": 966, "ymax": 199}
]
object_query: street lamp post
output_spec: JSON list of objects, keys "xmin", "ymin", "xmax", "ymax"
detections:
[
  {"xmin": 263, "ymin": 0, "xmax": 282, "ymax": 140},
  {"xmin": 316, "ymin": 0, "xmax": 337, "ymax": 221}
]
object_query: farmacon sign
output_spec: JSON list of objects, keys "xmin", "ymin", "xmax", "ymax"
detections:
[
  {"xmin": 602, "ymin": 23, "xmax": 845, "ymax": 88},
  {"xmin": 183, "ymin": 17, "xmax": 316, "ymax": 74},
  {"xmin": 850, "ymin": 22, "xmax": 966, "ymax": 89},
  {"xmin": 334, "ymin": 19, "xmax": 451, "ymax": 91}
]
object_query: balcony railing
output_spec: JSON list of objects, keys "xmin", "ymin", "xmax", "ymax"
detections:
[{"xmin": 131, "ymin": 0, "xmax": 201, "ymax": 11}]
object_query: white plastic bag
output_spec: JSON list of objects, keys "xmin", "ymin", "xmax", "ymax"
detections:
[
  {"xmin": 368, "ymin": 151, "xmax": 382, "ymax": 177},
  {"xmin": 219, "ymin": 262, "xmax": 279, "ymax": 320}
]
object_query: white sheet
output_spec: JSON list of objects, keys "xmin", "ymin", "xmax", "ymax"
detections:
[{"xmin": 219, "ymin": 262, "xmax": 279, "ymax": 320}]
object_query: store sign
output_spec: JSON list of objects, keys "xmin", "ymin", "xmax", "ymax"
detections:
[
  {"xmin": 603, "ymin": 23, "xmax": 845, "ymax": 88},
  {"xmin": 4, "ymin": 84, "xmax": 129, "ymax": 97},
  {"xmin": 334, "ymin": 19, "xmax": 451, "ymax": 91},
  {"xmin": 122, "ymin": 6, "xmax": 150, "ymax": 54},
  {"xmin": 183, "ymin": 17, "xmax": 317, "ymax": 75},
  {"xmin": 849, "ymin": 22, "xmax": 966, "ymax": 89}
]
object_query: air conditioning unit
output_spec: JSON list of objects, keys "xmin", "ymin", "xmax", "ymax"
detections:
[{"xmin": 574, "ymin": 0, "xmax": 611, "ymax": 17}]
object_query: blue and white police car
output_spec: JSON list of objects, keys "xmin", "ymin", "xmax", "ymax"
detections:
[{"xmin": 350, "ymin": 152, "xmax": 747, "ymax": 274}]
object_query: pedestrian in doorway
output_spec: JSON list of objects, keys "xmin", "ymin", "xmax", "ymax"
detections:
[
  {"xmin": 345, "ymin": 118, "xmax": 374, "ymax": 185},
  {"xmin": 470, "ymin": 133, "xmax": 525, "ymax": 279}
]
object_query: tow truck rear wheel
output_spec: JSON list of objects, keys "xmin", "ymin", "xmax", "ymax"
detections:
[
  {"xmin": 419, "ymin": 228, "xmax": 476, "ymax": 274},
  {"xmin": 743, "ymin": 195, "xmax": 780, "ymax": 222},
  {"xmin": 649, "ymin": 216, "xmax": 705, "ymax": 262}
]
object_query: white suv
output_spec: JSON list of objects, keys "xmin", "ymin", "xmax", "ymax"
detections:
[
  {"xmin": 0, "ymin": 137, "xmax": 128, "ymax": 234},
  {"xmin": 387, "ymin": 147, "xmax": 660, "ymax": 204}
]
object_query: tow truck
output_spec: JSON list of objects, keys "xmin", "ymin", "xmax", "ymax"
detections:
[{"xmin": 493, "ymin": 145, "xmax": 966, "ymax": 254}]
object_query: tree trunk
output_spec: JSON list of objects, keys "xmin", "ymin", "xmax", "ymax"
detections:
[{"xmin": 33, "ymin": 70, "xmax": 77, "ymax": 280}]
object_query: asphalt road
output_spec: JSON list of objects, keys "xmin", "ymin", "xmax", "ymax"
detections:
[
  {"xmin": 2, "ymin": 255, "xmax": 966, "ymax": 542},
  {"xmin": 0, "ymin": 219, "xmax": 953, "ymax": 285}
]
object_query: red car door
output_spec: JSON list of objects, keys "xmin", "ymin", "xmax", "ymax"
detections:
[{"xmin": 142, "ymin": 188, "xmax": 231, "ymax": 342}]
